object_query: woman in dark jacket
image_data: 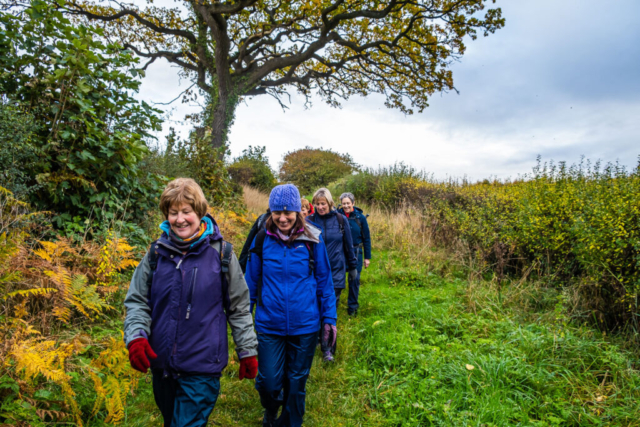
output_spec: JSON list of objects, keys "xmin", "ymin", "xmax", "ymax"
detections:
[
  {"xmin": 245, "ymin": 184, "xmax": 337, "ymax": 427},
  {"xmin": 338, "ymin": 192, "xmax": 372, "ymax": 316},
  {"xmin": 124, "ymin": 178, "xmax": 258, "ymax": 427},
  {"xmin": 308, "ymin": 187, "xmax": 357, "ymax": 362}
]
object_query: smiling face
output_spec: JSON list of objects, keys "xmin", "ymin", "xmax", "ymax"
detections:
[
  {"xmin": 272, "ymin": 210, "xmax": 298, "ymax": 234},
  {"xmin": 301, "ymin": 205, "xmax": 310, "ymax": 217},
  {"xmin": 341, "ymin": 197, "xmax": 354, "ymax": 213},
  {"xmin": 168, "ymin": 203, "xmax": 201, "ymax": 239},
  {"xmin": 315, "ymin": 198, "xmax": 330, "ymax": 215}
]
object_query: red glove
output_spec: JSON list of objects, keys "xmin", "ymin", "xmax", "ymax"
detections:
[
  {"xmin": 239, "ymin": 356, "xmax": 258, "ymax": 380},
  {"xmin": 128, "ymin": 338, "xmax": 157, "ymax": 373}
]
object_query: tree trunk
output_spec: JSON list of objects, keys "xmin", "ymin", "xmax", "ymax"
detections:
[{"xmin": 209, "ymin": 90, "xmax": 234, "ymax": 150}]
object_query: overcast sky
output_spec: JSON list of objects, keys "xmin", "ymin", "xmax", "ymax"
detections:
[{"xmin": 137, "ymin": 0, "xmax": 640, "ymax": 181}]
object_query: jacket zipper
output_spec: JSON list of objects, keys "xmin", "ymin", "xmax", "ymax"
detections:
[
  {"xmin": 173, "ymin": 254, "xmax": 186, "ymax": 358},
  {"xmin": 284, "ymin": 244, "xmax": 289, "ymax": 335},
  {"xmin": 185, "ymin": 267, "xmax": 198, "ymax": 319}
]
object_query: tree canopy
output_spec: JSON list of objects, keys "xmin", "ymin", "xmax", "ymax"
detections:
[
  {"xmin": 63, "ymin": 0, "xmax": 504, "ymax": 148},
  {"xmin": 279, "ymin": 146, "xmax": 357, "ymax": 194}
]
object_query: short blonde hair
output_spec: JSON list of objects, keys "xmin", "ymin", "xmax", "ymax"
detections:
[
  {"xmin": 312, "ymin": 187, "xmax": 335, "ymax": 209},
  {"xmin": 301, "ymin": 198, "xmax": 311, "ymax": 210},
  {"xmin": 160, "ymin": 178, "xmax": 209, "ymax": 219}
]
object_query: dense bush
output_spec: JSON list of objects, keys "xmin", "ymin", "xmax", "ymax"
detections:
[
  {"xmin": 227, "ymin": 145, "xmax": 277, "ymax": 192},
  {"xmin": 335, "ymin": 159, "xmax": 640, "ymax": 330},
  {"xmin": 0, "ymin": 0, "xmax": 164, "ymax": 229},
  {"xmin": 328, "ymin": 162, "xmax": 429, "ymax": 207},
  {"xmin": 279, "ymin": 146, "xmax": 357, "ymax": 194}
]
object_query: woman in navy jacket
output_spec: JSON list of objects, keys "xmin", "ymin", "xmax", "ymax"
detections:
[
  {"xmin": 308, "ymin": 188, "xmax": 357, "ymax": 362},
  {"xmin": 245, "ymin": 184, "xmax": 337, "ymax": 427},
  {"xmin": 338, "ymin": 192, "xmax": 372, "ymax": 316}
]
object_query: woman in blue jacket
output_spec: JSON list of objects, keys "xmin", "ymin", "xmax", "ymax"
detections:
[
  {"xmin": 338, "ymin": 192, "xmax": 372, "ymax": 316},
  {"xmin": 308, "ymin": 188, "xmax": 357, "ymax": 362},
  {"xmin": 245, "ymin": 184, "xmax": 337, "ymax": 427}
]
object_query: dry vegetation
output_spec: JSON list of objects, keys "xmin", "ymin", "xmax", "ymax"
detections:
[{"xmin": 242, "ymin": 185, "xmax": 270, "ymax": 218}]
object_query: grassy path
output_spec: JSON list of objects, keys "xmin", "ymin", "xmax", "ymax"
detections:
[
  {"xmin": 123, "ymin": 252, "xmax": 640, "ymax": 426},
  {"xmin": 123, "ymin": 285, "xmax": 386, "ymax": 426}
]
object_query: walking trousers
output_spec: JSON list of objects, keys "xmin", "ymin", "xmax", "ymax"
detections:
[
  {"xmin": 347, "ymin": 246, "xmax": 364, "ymax": 314},
  {"xmin": 152, "ymin": 370, "xmax": 220, "ymax": 427},
  {"xmin": 255, "ymin": 332, "xmax": 317, "ymax": 427}
]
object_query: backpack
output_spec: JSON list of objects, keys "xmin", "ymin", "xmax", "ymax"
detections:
[
  {"xmin": 248, "ymin": 229, "xmax": 315, "ymax": 307},
  {"xmin": 256, "ymin": 212, "xmax": 268, "ymax": 230},
  {"xmin": 146, "ymin": 240, "xmax": 234, "ymax": 307}
]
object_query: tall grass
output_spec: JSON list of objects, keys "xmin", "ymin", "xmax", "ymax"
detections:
[{"xmin": 242, "ymin": 185, "xmax": 269, "ymax": 218}]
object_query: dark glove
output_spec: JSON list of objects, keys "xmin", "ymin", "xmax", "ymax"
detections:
[
  {"xmin": 239, "ymin": 355, "xmax": 258, "ymax": 380},
  {"xmin": 128, "ymin": 337, "xmax": 157, "ymax": 373},
  {"xmin": 348, "ymin": 269, "xmax": 358, "ymax": 279},
  {"xmin": 322, "ymin": 323, "xmax": 337, "ymax": 348}
]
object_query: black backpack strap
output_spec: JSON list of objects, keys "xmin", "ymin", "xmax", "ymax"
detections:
[
  {"xmin": 336, "ymin": 212, "xmax": 345, "ymax": 235},
  {"xmin": 218, "ymin": 240, "xmax": 233, "ymax": 313},
  {"xmin": 304, "ymin": 242, "xmax": 315, "ymax": 276},
  {"xmin": 221, "ymin": 240, "xmax": 233, "ymax": 274},
  {"xmin": 249, "ymin": 229, "xmax": 268, "ymax": 306},
  {"xmin": 146, "ymin": 240, "xmax": 159, "ymax": 290},
  {"xmin": 354, "ymin": 214, "xmax": 362, "ymax": 231}
]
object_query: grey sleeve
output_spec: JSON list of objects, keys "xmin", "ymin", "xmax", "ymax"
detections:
[
  {"xmin": 225, "ymin": 251, "xmax": 258, "ymax": 359},
  {"xmin": 123, "ymin": 254, "xmax": 153, "ymax": 347}
]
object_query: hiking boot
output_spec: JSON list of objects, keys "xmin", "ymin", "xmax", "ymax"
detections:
[
  {"xmin": 263, "ymin": 409, "xmax": 278, "ymax": 427},
  {"xmin": 347, "ymin": 309, "xmax": 358, "ymax": 317},
  {"xmin": 323, "ymin": 351, "xmax": 335, "ymax": 363}
]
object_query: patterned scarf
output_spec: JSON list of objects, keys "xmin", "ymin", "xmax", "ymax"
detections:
[{"xmin": 169, "ymin": 222, "xmax": 207, "ymax": 251}]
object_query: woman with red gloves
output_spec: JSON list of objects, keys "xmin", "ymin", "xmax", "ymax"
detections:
[
  {"xmin": 245, "ymin": 184, "xmax": 337, "ymax": 427},
  {"xmin": 124, "ymin": 178, "xmax": 258, "ymax": 427}
]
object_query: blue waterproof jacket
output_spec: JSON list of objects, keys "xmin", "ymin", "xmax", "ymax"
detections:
[
  {"xmin": 308, "ymin": 211, "xmax": 357, "ymax": 289},
  {"xmin": 337, "ymin": 207, "xmax": 372, "ymax": 260},
  {"xmin": 245, "ymin": 225, "xmax": 337, "ymax": 336}
]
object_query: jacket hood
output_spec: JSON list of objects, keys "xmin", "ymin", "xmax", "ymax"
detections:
[
  {"xmin": 159, "ymin": 213, "xmax": 222, "ymax": 248},
  {"xmin": 298, "ymin": 222, "xmax": 321, "ymax": 244}
]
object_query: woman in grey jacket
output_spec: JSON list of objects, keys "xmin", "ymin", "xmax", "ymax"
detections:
[{"xmin": 123, "ymin": 178, "xmax": 258, "ymax": 427}]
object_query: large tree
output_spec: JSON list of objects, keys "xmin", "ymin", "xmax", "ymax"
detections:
[{"xmin": 64, "ymin": 0, "xmax": 504, "ymax": 149}]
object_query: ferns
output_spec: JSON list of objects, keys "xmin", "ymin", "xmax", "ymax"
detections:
[
  {"xmin": 89, "ymin": 336, "xmax": 139, "ymax": 425},
  {"xmin": 1, "ymin": 186, "xmax": 142, "ymax": 425},
  {"xmin": 10, "ymin": 338, "xmax": 84, "ymax": 425}
]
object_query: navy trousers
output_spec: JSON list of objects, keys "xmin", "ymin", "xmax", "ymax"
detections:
[
  {"xmin": 347, "ymin": 247, "xmax": 364, "ymax": 314},
  {"xmin": 255, "ymin": 332, "xmax": 317, "ymax": 427},
  {"xmin": 152, "ymin": 370, "xmax": 220, "ymax": 427}
]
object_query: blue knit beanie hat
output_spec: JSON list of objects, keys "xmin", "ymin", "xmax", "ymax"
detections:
[{"xmin": 269, "ymin": 184, "xmax": 301, "ymax": 212}]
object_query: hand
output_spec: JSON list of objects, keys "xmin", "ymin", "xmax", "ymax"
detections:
[
  {"xmin": 364, "ymin": 259, "xmax": 370, "ymax": 269},
  {"xmin": 239, "ymin": 355, "xmax": 258, "ymax": 380},
  {"xmin": 348, "ymin": 268, "xmax": 358, "ymax": 279},
  {"xmin": 322, "ymin": 323, "xmax": 337, "ymax": 348},
  {"xmin": 128, "ymin": 338, "xmax": 157, "ymax": 373}
]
